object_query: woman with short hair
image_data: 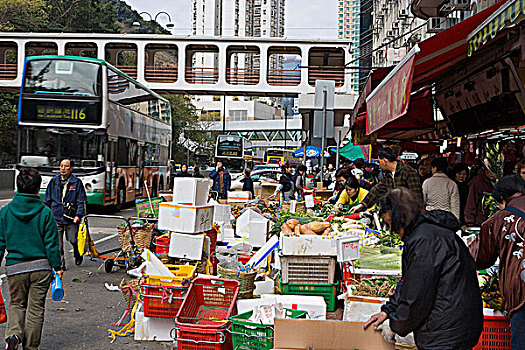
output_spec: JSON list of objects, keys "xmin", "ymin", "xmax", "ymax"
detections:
[{"xmin": 365, "ymin": 188, "xmax": 483, "ymax": 349}]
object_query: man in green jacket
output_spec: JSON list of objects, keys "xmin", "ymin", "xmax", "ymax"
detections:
[{"xmin": 0, "ymin": 167, "xmax": 63, "ymax": 350}]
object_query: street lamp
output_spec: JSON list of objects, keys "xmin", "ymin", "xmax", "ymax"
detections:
[{"xmin": 133, "ymin": 11, "xmax": 174, "ymax": 30}]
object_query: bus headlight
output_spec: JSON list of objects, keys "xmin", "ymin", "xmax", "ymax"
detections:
[{"xmin": 85, "ymin": 183, "xmax": 92, "ymax": 192}]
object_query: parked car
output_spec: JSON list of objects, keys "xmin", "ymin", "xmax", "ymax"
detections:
[
  {"xmin": 230, "ymin": 169, "xmax": 282, "ymax": 191},
  {"xmin": 252, "ymin": 164, "xmax": 280, "ymax": 172}
]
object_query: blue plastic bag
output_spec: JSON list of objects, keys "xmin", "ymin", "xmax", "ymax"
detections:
[{"xmin": 51, "ymin": 270, "xmax": 64, "ymax": 301}]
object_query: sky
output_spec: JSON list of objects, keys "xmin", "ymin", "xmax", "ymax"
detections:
[{"xmin": 124, "ymin": 0, "xmax": 338, "ymax": 38}]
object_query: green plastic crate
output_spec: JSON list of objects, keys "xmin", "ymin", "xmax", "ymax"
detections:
[
  {"xmin": 229, "ymin": 308, "xmax": 307, "ymax": 350},
  {"xmin": 281, "ymin": 281, "xmax": 338, "ymax": 312}
]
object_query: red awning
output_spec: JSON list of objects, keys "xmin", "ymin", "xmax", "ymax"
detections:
[{"xmin": 352, "ymin": 0, "xmax": 508, "ymax": 139}]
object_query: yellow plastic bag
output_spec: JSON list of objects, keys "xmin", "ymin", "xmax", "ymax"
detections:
[{"xmin": 77, "ymin": 220, "xmax": 88, "ymax": 256}]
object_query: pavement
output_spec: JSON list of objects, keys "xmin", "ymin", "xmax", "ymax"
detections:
[{"xmin": 0, "ymin": 205, "xmax": 174, "ymax": 349}]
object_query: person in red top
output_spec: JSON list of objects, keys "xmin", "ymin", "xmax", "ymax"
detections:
[{"xmin": 469, "ymin": 175, "xmax": 525, "ymax": 349}]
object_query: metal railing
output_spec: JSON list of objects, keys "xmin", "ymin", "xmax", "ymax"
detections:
[
  {"xmin": 267, "ymin": 69, "xmax": 301, "ymax": 86},
  {"xmin": 185, "ymin": 67, "xmax": 219, "ymax": 84},
  {"xmin": 308, "ymin": 68, "xmax": 345, "ymax": 87},
  {"xmin": 114, "ymin": 65, "xmax": 138, "ymax": 79},
  {"xmin": 0, "ymin": 64, "xmax": 17, "ymax": 80},
  {"xmin": 144, "ymin": 65, "xmax": 178, "ymax": 83},
  {"xmin": 226, "ymin": 68, "xmax": 260, "ymax": 85}
]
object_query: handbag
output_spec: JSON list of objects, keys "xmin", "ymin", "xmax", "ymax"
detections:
[{"xmin": 0, "ymin": 285, "xmax": 7, "ymax": 323}]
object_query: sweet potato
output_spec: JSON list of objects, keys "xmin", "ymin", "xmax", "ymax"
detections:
[
  {"xmin": 322, "ymin": 227, "xmax": 332, "ymax": 236},
  {"xmin": 306, "ymin": 221, "xmax": 331, "ymax": 233},
  {"xmin": 294, "ymin": 225, "xmax": 301, "ymax": 236},
  {"xmin": 286, "ymin": 218, "xmax": 300, "ymax": 230},
  {"xmin": 281, "ymin": 223, "xmax": 292, "ymax": 236},
  {"xmin": 303, "ymin": 229, "xmax": 317, "ymax": 235},
  {"xmin": 299, "ymin": 224, "xmax": 308, "ymax": 235}
]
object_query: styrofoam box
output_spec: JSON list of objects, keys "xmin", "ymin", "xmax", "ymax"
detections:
[
  {"xmin": 213, "ymin": 204, "xmax": 231, "ymax": 223},
  {"xmin": 158, "ymin": 202, "xmax": 214, "ymax": 233},
  {"xmin": 134, "ymin": 306, "xmax": 175, "ymax": 341},
  {"xmin": 227, "ymin": 191, "xmax": 252, "ymax": 203},
  {"xmin": 237, "ymin": 294, "xmax": 326, "ymax": 320},
  {"xmin": 280, "ymin": 235, "xmax": 338, "ymax": 256},
  {"xmin": 169, "ymin": 232, "xmax": 205, "ymax": 260},
  {"xmin": 172, "ymin": 178, "xmax": 210, "ymax": 206},
  {"xmin": 237, "ymin": 209, "xmax": 269, "ymax": 248}
]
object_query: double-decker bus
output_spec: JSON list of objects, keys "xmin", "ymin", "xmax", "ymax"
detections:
[
  {"xmin": 263, "ymin": 148, "xmax": 299, "ymax": 166},
  {"xmin": 17, "ymin": 55, "xmax": 172, "ymax": 207},
  {"xmin": 214, "ymin": 135, "xmax": 252, "ymax": 173}
]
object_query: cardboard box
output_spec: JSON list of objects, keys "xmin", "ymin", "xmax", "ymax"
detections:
[
  {"xmin": 280, "ymin": 235, "xmax": 338, "ymax": 256},
  {"xmin": 237, "ymin": 209, "xmax": 269, "ymax": 248},
  {"xmin": 316, "ymin": 182, "xmax": 323, "ymax": 190},
  {"xmin": 168, "ymin": 232, "xmax": 205, "ymax": 260},
  {"xmin": 274, "ymin": 319, "xmax": 395, "ymax": 350},
  {"xmin": 158, "ymin": 202, "xmax": 214, "ymax": 233},
  {"xmin": 260, "ymin": 182, "xmax": 280, "ymax": 201},
  {"xmin": 227, "ymin": 190, "xmax": 252, "ymax": 203},
  {"xmin": 172, "ymin": 178, "xmax": 210, "ymax": 206}
]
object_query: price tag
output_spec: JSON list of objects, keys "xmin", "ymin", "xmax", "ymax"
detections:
[{"xmin": 336, "ymin": 236, "xmax": 360, "ymax": 262}]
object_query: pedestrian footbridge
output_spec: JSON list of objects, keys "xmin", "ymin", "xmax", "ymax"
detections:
[{"xmin": 0, "ymin": 33, "xmax": 353, "ymax": 97}]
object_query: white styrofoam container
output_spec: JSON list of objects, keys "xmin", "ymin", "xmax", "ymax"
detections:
[
  {"xmin": 237, "ymin": 294, "xmax": 326, "ymax": 320},
  {"xmin": 134, "ymin": 306, "xmax": 175, "ymax": 341},
  {"xmin": 158, "ymin": 202, "xmax": 214, "ymax": 233},
  {"xmin": 172, "ymin": 178, "xmax": 210, "ymax": 206},
  {"xmin": 168, "ymin": 232, "xmax": 205, "ymax": 260},
  {"xmin": 227, "ymin": 191, "xmax": 252, "ymax": 203},
  {"xmin": 213, "ymin": 204, "xmax": 231, "ymax": 223},
  {"xmin": 280, "ymin": 235, "xmax": 338, "ymax": 256},
  {"xmin": 237, "ymin": 209, "xmax": 269, "ymax": 248}
]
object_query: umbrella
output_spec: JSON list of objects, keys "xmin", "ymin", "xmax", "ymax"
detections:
[
  {"xmin": 339, "ymin": 143, "xmax": 370, "ymax": 161},
  {"xmin": 293, "ymin": 146, "xmax": 329, "ymax": 158}
]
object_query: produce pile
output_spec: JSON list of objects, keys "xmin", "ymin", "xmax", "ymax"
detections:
[
  {"xmin": 281, "ymin": 218, "xmax": 332, "ymax": 236},
  {"xmin": 350, "ymin": 277, "xmax": 400, "ymax": 298},
  {"xmin": 357, "ymin": 246, "xmax": 402, "ymax": 271},
  {"xmin": 479, "ymin": 273, "xmax": 503, "ymax": 311}
]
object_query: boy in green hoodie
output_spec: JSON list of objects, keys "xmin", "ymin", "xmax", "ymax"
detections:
[{"xmin": 0, "ymin": 167, "xmax": 62, "ymax": 350}]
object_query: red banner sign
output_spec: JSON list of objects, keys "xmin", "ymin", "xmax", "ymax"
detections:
[{"xmin": 366, "ymin": 55, "xmax": 416, "ymax": 135}]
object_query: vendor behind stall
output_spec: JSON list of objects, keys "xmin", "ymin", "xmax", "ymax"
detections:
[
  {"xmin": 331, "ymin": 175, "xmax": 375, "ymax": 216},
  {"xmin": 270, "ymin": 163, "xmax": 295, "ymax": 202}
]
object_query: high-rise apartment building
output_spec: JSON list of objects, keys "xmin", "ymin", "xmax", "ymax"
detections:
[{"xmin": 338, "ymin": 0, "xmax": 360, "ymax": 93}]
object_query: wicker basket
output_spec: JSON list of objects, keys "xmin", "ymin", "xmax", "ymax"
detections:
[
  {"xmin": 119, "ymin": 278, "xmax": 140, "ymax": 309},
  {"xmin": 218, "ymin": 265, "xmax": 256, "ymax": 299},
  {"xmin": 118, "ymin": 223, "xmax": 154, "ymax": 253}
]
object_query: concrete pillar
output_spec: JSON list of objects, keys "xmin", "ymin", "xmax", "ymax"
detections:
[
  {"xmin": 259, "ymin": 45, "xmax": 268, "ymax": 85},
  {"xmin": 136, "ymin": 42, "xmax": 145, "ymax": 81}
]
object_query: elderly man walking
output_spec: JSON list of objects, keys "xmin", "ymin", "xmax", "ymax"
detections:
[{"xmin": 44, "ymin": 159, "xmax": 87, "ymax": 270}]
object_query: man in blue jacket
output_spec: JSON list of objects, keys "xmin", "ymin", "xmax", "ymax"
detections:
[
  {"xmin": 44, "ymin": 159, "xmax": 87, "ymax": 270},
  {"xmin": 209, "ymin": 161, "xmax": 231, "ymax": 200}
]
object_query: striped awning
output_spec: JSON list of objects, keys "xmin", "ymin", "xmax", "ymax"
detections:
[{"xmin": 468, "ymin": 0, "xmax": 525, "ymax": 56}]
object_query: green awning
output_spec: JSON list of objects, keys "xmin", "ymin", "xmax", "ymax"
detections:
[
  {"xmin": 468, "ymin": 0, "xmax": 525, "ymax": 56},
  {"xmin": 339, "ymin": 143, "xmax": 370, "ymax": 161}
]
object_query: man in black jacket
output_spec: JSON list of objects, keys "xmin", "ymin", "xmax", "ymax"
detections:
[{"xmin": 365, "ymin": 188, "xmax": 483, "ymax": 350}]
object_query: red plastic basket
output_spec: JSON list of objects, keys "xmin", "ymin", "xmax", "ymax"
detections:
[
  {"xmin": 175, "ymin": 277, "xmax": 240, "ymax": 328},
  {"xmin": 141, "ymin": 284, "xmax": 188, "ymax": 318},
  {"xmin": 153, "ymin": 236, "xmax": 170, "ymax": 255},
  {"xmin": 175, "ymin": 325, "xmax": 230, "ymax": 350},
  {"xmin": 473, "ymin": 315, "xmax": 511, "ymax": 350}
]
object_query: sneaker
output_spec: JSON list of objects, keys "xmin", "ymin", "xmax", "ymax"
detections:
[
  {"xmin": 5, "ymin": 335, "xmax": 20, "ymax": 350},
  {"xmin": 75, "ymin": 256, "xmax": 83, "ymax": 266}
]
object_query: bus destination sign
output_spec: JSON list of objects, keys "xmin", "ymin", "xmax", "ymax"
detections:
[
  {"xmin": 216, "ymin": 149, "xmax": 242, "ymax": 158},
  {"xmin": 21, "ymin": 99, "xmax": 101, "ymax": 125}
]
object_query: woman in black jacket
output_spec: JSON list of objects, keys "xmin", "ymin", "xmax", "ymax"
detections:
[
  {"xmin": 450, "ymin": 163, "xmax": 470, "ymax": 225},
  {"xmin": 365, "ymin": 188, "xmax": 483, "ymax": 350},
  {"xmin": 270, "ymin": 163, "xmax": 295, "ymax": 201}
]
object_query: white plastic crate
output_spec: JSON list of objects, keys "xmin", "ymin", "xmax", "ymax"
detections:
[{"xmin": 280, "ymin": 255, "xmax": 336, "ymax": 284}]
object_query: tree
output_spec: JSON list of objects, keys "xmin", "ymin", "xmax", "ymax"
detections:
[
  {"xmin": 0, "ymin": 0, "xmax": 48, "ymax": 32},
  {"xmin": 0, "ymin": 92, "xmax": 18, "ymax": 165}
]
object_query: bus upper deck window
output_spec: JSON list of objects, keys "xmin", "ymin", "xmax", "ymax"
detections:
[{"xmin": 55, "ymin": 61, "xmax": 74, "ymax": 75}]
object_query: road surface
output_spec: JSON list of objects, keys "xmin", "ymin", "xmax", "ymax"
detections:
[{"xmin": 0, "ymin": 205, "xmax": 174, "ymax": 349}]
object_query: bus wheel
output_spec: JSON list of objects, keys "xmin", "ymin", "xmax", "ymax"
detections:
[
  {"xmin": 116, "ymin": 182, "xmax": 125, "ymax": 211},
  {"xmin": 152, "ymin": 177, "xmax": 158, "ymax": 197},
  {"xmin": 159, "ymin": 176, "xmax": 164, "ymax": 193}
]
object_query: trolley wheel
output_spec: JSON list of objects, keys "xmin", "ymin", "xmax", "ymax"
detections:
[{"xmin": 104, "ymin": 259, "xmax": 115, "ymax": 273}]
